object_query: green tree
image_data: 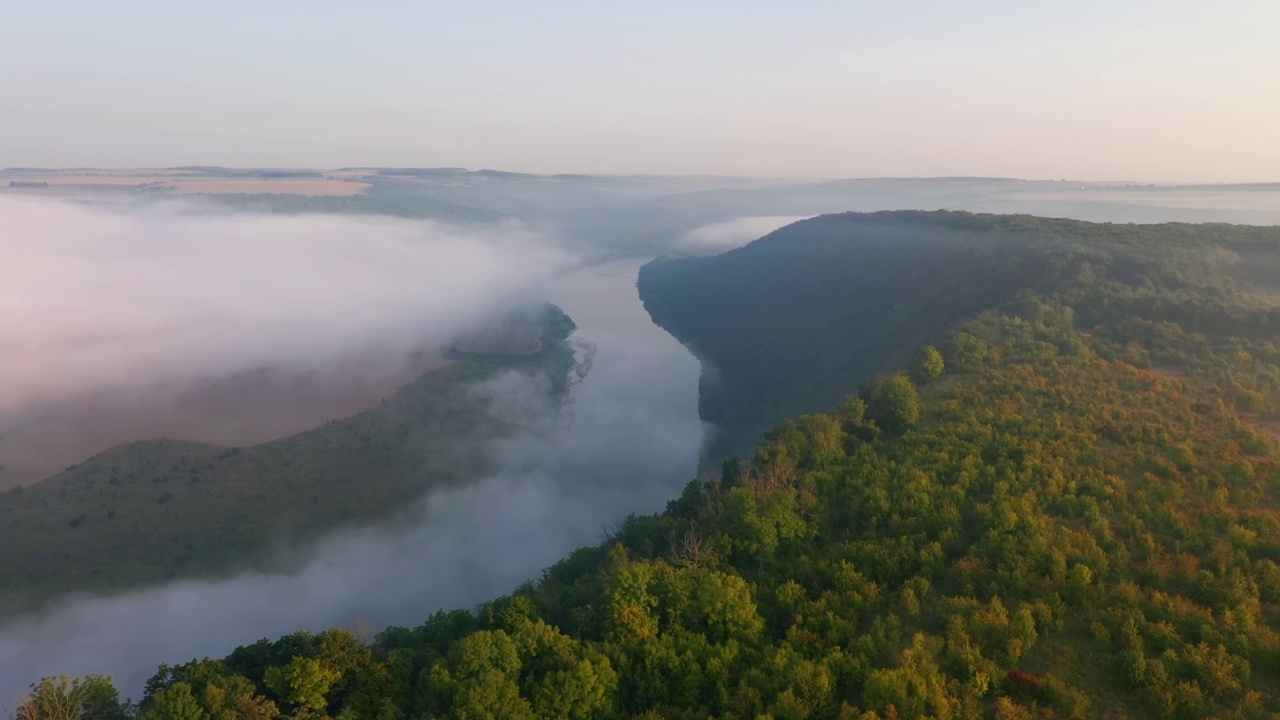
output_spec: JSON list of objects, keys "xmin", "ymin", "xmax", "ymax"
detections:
[
  {"xmin": 141, "ymin": 683, "xmax": 207, "ymax": 720},
  {"xmin": 529, "ymin": 654, "xmax": 617, "ymax": 720},
  {"xmin": 263, "ymin": 658, "xmax": 338, "ymax": 717},
  {"xmin": 451, "ymin": 630, "xmax": 522, "ymax": 680},
  {"xmin": 313, "ymin": 629, "xmax": 372, "ymax": 679},
  {"xmin": 836, "ymin": 396, "xmax": 868, "ymax": 430},
  {"xmin": 203, "ymin": 676, "xmax": 278, "ymax": 720},
  {"xmin": 943, "ymin": 331, "xmax": 989, "ymax": 372},
  {"xmin": 909, "ymin": 345, "xmax": 945, "ymax": 383},
  {"xmin": 605, "ymin": 564, "xmax": 660, "ymax": 644},
  {"xmin": 450, "ymin": 671, "xmax": 534, "ymax": 720},
  {"xmin": 863, "ymin": 634, "xmax": 955, "ymax": 719},
  {"xmin": 866, "ymin": 373, "xmax": 922, "ymax": 434},
  {"xmin": 796, "ymin": 414, "xmax": 846, "ymax": 467}
]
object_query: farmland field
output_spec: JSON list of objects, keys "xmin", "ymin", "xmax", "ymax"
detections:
[{"xmin": 0, "ymin": 169, "xmax": 370, "ymax": 197}]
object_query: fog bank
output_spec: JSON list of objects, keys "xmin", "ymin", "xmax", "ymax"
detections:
[
  {"xmin": 679, "ymin": 215, "xmax": 811, "ymax": 252},
  {"xmin": 0, "ymin": 369, "xmax": 563, "ymax": 701},
  {"xmin": 0, "ymin": 259, "xmax": 705, "ymax": 704},
  {"xmin": 0, "ymin": 197, "xmax": 569, "ymax": 486}
]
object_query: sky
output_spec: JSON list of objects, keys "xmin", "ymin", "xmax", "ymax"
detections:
[{"xmin": 1, "ymin": 0, "xmax": 1277, "ymax": 181}]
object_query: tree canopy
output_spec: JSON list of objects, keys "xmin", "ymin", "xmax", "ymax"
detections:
[{"xmin": 24, "ymin": 300, "xmax": 1280, "ymax": 718}]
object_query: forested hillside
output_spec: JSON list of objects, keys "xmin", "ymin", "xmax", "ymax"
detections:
[
  {"xmin": 19, "ymin": 212, "xmax": 1280, "ymax": 719},
  {"xmin": 28, "ymin": 303, "xmax": 1280, "ymax": 719},
  {"xmin": 0, "ymin": 307, "xmax": 576, "ymax": 612},
  {"xmin": 638, "ymin": 211, "xmax": 1280, "ymax": 466}
]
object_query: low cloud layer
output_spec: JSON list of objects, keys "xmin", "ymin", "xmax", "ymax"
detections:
[
  {"xmin": 678, "ymin": 215, "xmax": 810, "ymax": 252},
  {"xmin": 0, "ymin": 197, "xmax": 571, "ymax": 485},
  {"xmin": 0, "ymin": 258, "xmax": 706, "ymax": 704},
  {"xmin": 0, "ymin": 369, "xmax": 568, "ymax": 701},
  {"xmin": 0, "ymin": 196, "xmax": 568, "ymax": 428}
]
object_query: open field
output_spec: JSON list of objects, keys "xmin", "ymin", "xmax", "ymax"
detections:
[
  {"xmin": 6, "ymin": 168, "xmax": 206, "ymax": 175},
  {"xmin": 8, "ymin": 176, "xmax": 183, "ymax": 186},
  {"xmin": 165, "ymin": 178, "xmax": 368, "ymax": 195},
  {"xmin": 0, "ymin": 168, "xmax": 372, "ymax": 197},
  {"xmin": 0, "ymin": 168, "xmax": 539, "ymax": 221},
  {"xmin": 3, "ymin": 176, "xmax": 369, "ymax": 195}
]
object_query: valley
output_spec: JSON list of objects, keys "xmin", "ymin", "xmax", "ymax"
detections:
[
  {"xmin": 8, "ymin": 188, "xmax": 1280, "ymax": 719},
  {"xmin": 29, "ymin": 209, "xmax": 1280, "ymax": 718},
  {"xmin": 8, "ymin": 3, "xmax": 1280, "ymax": 716}
]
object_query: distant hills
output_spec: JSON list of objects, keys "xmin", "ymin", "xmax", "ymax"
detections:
[
  {"xmin": 6, "ymin": 168, "xmax": 1280, "ymax": 259},
  {"xmin": 195, "ymin": 191, "xmax": 507, "ymax": 224}
]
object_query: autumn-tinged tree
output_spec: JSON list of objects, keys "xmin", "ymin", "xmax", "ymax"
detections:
[
  {"xmin": 263, "ymin": 658, "xmax": 338, "ymax": 718},
  {"xmin": 16, "ymin": 677, "xmax": 129, "ymax": 720}
]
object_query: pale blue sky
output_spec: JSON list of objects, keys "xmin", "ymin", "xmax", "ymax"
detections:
[{"xmin": 1, "ymin": 1, "xmax": 1276, "ymax": 180}]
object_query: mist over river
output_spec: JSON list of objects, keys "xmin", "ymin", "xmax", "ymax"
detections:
[{"xmin": 0, "ymin": 258, "xmax": 705, "ymax": 703}]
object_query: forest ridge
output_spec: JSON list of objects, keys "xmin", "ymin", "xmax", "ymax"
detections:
[{"xmin": 639, "ymin": 210, "xmax": 1280, "ymax": 467}]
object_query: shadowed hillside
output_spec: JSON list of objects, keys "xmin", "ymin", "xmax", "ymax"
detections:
[{"xmin": 639, "ymin": 211, "xmax": 1280, "ymax": 467}]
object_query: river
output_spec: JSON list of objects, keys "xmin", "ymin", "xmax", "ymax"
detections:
[
  {"xmin": 0, "ymin": 259, "xmax": 705, "ymax": 703},
  {"xmin": 544, "ymin": 258, "xmax": 705, "ymax": 510}
]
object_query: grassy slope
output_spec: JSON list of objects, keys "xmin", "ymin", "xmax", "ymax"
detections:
[{"xmin": 0, "ymin": 309, "xmax": 575, "ymax": 610}]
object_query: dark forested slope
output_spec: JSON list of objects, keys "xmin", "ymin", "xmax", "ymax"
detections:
[{"xmin": 638, "ymin": 211, "xmax": 1280, "ymax": 467}]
